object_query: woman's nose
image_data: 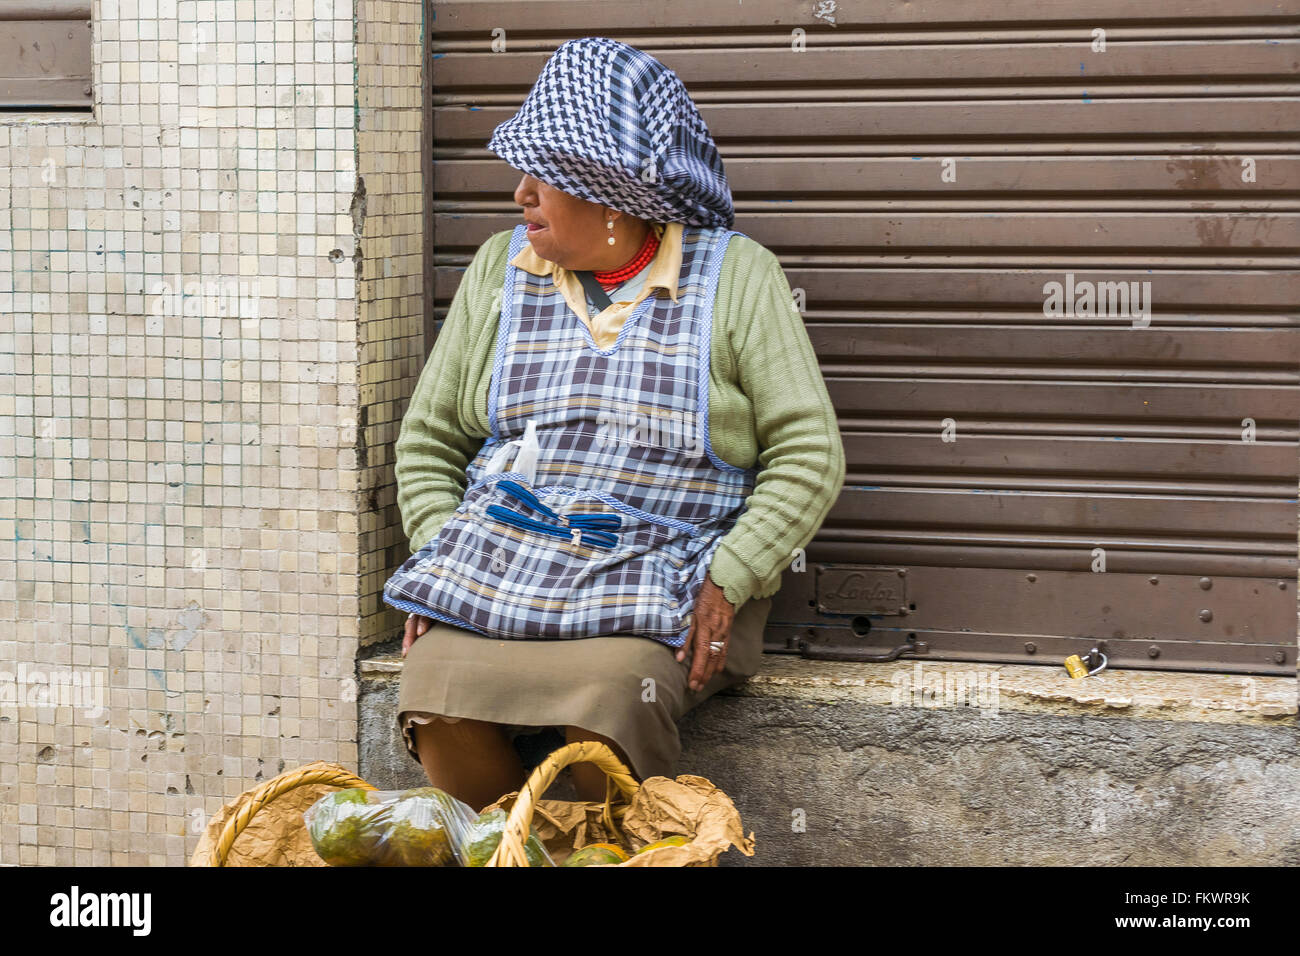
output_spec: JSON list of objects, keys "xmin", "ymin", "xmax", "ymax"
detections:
[{"xmin": 514, "ymin": 175, "xmax": 536, "ymax": 206}]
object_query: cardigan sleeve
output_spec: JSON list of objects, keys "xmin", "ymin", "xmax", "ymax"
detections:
[
  {"xmin": 705, "ymin": 239, "xmax": 846, "ymax": 609},
  {"xmin": 394, "ymin": 236, "xmax": 504, "ymax": 552}
]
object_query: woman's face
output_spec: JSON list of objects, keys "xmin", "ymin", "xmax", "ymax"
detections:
[{"xmin": 514, "ymin": 173, "xmax": 618, "ymax": 270}]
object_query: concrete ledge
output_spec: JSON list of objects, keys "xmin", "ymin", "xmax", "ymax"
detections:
[
  {"xmin": 726, "ymin": 656, "xmax": 1296, "ymax": 722},
  {"xmin": 359, "ymin": 654, "xmax": 1298, "ymax": 865}
]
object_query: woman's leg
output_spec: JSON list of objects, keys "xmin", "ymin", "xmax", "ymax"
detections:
[
  {"xmin": 412, "ymin": 716, "xmax": 527, "ymax": 812},
  {"xmin": 564, "ymin": 724, "xmax": 636, "ymax": 802}
]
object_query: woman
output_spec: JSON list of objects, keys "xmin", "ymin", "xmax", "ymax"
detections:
[{"xmin": 385, "ymin": 37, "xmax": 844, "ymax": 811}]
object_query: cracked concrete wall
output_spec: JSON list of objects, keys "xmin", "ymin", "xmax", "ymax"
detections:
[{"xmin": 678, "ymin": 696, "xmax": 1299, "ymax": 866}]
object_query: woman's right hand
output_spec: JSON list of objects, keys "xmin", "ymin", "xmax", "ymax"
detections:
[{"xmin": 402, "ymin": 613, "xmax": 432, "ymax": 657}]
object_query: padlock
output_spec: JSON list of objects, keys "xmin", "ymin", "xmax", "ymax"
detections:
[
  {"xmin": 1063, "ymin": 654, "xmax": 1090, "ymax": 679},
  {"xmin": 1064, "ymin": 651, "xmax": 1108, "ymax": 678}
]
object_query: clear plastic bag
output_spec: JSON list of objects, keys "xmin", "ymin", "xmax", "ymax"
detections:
[
  {"xmin": 303, "ymin": 787, "xmax": 555, "ymax": 867},
  {"xmin": 305, "ymin": 787, "xmax": 473, "ymax": 867}
]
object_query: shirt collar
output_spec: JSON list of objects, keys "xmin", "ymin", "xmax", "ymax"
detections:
[{"xmin": 509, "ymin": 221, "xmax": 683, "ymax": 303}]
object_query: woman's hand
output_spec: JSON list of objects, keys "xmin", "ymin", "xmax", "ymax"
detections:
[
  {"xmin": 402, "ymin": 613, "xmax": 432, "ymax": 657},
  {"xmin": 675, "ymin": 575, "xmax": 737, "ymax": 692}
]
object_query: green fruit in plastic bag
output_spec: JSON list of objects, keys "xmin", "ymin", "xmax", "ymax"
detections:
[
  {"xmin": 462, "ymin": 807, "xmax": 552, "ymax": 867},
  {"xmin": 306, "ymin": 788, "xmax": 385, "ymax": 867},
  {"xmin": 380, "ymin": 818, "xmax": 453, "ymax": 867},
  {"xmin": 399, "ymin": 787, "xmax": 467, "ymax": 821},
  {"xmin": 376, "ymin": 790, "xmax": 457, "ymax": 866},
  {"xmin": 399, "ymin": 786, "xmax": 452, "ymax": 802}
]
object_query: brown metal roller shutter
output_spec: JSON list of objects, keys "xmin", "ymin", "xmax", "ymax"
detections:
[
  {"xmin": 0, "ymin": 1, "xmax": 92, "ymax": 110},
  {"xmin": 425, "ymin": 0, "xmax": 1299, "ymax": 675}
]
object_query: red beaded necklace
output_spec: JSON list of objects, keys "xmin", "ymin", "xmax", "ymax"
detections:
[{"xmin": 593, "ymin": 227, "xmax": 660, "ymax": 292}]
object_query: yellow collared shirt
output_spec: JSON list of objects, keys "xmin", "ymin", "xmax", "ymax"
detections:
[{"xmin": 508, "ymin": 221, "xmax": 684, "ymax": 350}]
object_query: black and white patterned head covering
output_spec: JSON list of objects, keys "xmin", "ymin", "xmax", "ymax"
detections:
[{"xmin": 487, "ymin": 37, "xmax": 734, "ymax": 229}]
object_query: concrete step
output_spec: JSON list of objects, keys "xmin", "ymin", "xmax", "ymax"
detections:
[{"xmin": 359, "ymin": 653, "xmax": 1298, "ymax": 865}]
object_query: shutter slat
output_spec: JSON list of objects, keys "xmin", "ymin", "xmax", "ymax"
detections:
[
  {"xmin": 0, "ymin": 2, "xmax": 91, "ymax": 19},
  {"xmin": 0, "ymin": 15, "xmax": 92, "ymax": 109}
]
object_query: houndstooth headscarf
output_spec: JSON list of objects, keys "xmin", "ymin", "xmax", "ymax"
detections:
[{"xmin": 487, "ymin": 37, "xmax": 734, "ymax": 229}]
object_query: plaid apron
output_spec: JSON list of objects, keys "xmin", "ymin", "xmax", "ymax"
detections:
[{"xmin": 383, "ymin": 223, "xmax": 756, "ymax": 647}]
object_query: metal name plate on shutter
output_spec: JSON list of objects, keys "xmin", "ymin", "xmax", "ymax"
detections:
[
  {"xmin": 816, "ymin": 566, "xmax": 908, "ymax": 616},
  {"xmin": 0, "ymin": 2, "xmax": 92, "ymax": 110}
]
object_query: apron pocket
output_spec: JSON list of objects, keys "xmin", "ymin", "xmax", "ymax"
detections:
[{"xmin": 383, "ymin": 476, "xmax": 707, "ymax": 642}]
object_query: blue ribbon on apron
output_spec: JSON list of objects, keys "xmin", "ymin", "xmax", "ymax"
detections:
[{"xmin": 485, "ymin": 479, "xmax": 622, "ymax": 550}]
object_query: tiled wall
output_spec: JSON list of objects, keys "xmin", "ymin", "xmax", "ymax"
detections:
[
  {"xmin": 0, "ymin": 0, "xmax": 423, "ymax": 865},
  {"xmin": 355, "ymin": 0, "xmax": 425, "ymax": 647}
]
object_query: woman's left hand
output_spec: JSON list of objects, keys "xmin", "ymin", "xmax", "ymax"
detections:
[{"xmin": 676, "ymin": 575, "xmax": 737, "ymax": 692}]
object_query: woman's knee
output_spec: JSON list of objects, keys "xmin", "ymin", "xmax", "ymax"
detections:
[
  {"xmin": 410, "ymin": 716, "xmax": 526, "ymax": 810},
  {"xmin": 564, "ymin": 722, "xmax": 614, "ymax": 745}
]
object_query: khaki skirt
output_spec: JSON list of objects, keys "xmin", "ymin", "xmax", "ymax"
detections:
[{"xmin": 397, "ymin": 595, "xmax": 772, "ymax": 781}]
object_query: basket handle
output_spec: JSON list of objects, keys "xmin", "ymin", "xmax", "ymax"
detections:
[
  {"xmin": 206, "ymin": 766, "xmax": 375, "ymax": 867},
  {"xmin": 486, "ymin": 740, "xmax": 640, "ymax": 867}
]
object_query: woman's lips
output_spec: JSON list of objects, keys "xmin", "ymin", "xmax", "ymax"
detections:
[{"xmin": 525, "ymin": 222, "xmax": 545, "ymax": 233}]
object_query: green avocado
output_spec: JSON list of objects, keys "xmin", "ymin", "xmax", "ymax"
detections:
[
  {"xmin": 561, "ymin": 843, "xmax": 629, "ymax": 867},
  {"xmin": 376, "ymin": 792, "xmax": 457, "ymax": 866},
  {"xmin": 306, "ymin": 789, "xmax": 387, "ymax": 866}
]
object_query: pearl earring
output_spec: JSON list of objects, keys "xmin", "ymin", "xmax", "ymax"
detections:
[{"xmin": 607, "ymin": 219, "xmax": 616, "ymax": 246}]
